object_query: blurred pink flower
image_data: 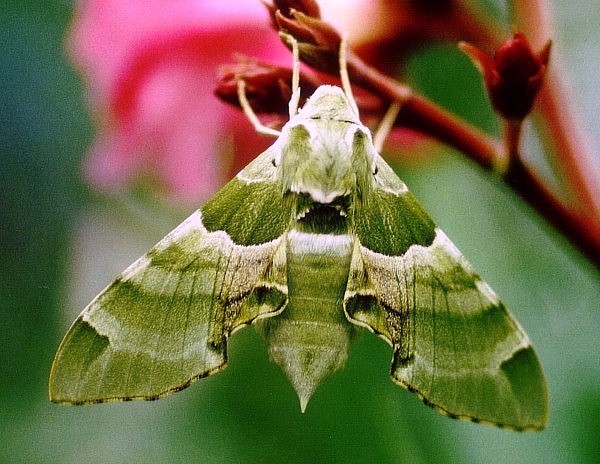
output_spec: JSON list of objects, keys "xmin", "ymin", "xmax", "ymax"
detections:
[
  {"xmin": 70, "ymin": 0, "xmax": 488, "ymax": 203},
  {"xmin": 69, "ymin": 0, "xmax": 289, "ymax": 202}
]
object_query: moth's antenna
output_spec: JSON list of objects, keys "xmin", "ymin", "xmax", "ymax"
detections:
[
  {"xmin": 280, "ymin": 32, "xmax": 301, "ymax": 118},
  {"xmin": 339, "ymin": 36, "xmax": 359, "ymax": 116},
  {"xmin": 373, "ymin": 102, "xmax": 401, "ymax": 153},
  {"xmin": 237, "ymin": 80, "xmax": 282, "ymax": 137}
]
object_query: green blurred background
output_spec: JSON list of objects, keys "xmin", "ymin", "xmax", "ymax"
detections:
[{"xmin": 1, "ymin": 1, "xmax": 599, "ymax": 463}]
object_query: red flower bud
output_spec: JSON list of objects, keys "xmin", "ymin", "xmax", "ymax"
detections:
[
  {"xmin": 460, "ymin": 33, "xmax": 551, "ymax": 120},
  {"xmin": 215, "ymin": 57, "xmax": 319, "ymax": 115},
  {"xmin": 263, "ymin": 0, "xmax": 321, "ymax": 25},
  {"xmin": 274, "ymin": 9, "xmax": 342, "ymax": 74}
]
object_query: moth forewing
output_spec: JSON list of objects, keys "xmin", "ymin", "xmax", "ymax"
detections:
[{"xmin": 49, "ymin": 151, "xmax": 290, "ymax": 404}]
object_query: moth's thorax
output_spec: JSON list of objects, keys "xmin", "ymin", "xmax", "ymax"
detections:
[{"xmin": 276, "ymin": 85, "xmax": 376, "ymax": 210}]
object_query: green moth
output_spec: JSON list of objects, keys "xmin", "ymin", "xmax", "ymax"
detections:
[{"xmin": 50, "ymin": 41, "xmax": 547, "ymax": 431}]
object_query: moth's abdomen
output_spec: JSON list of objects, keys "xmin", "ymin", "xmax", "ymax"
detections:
[{"xmin": 258, "ymin": 227, "xmax": 355, "ymax": 411}]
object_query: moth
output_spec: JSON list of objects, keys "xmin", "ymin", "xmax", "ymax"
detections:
[{"xmin": 50, "ymin": 36, "xmax": 547, "ymax": 431}]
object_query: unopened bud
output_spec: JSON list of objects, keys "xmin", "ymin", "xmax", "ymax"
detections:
[{"xmin": 460, "ymin": 33, "xmax": 551, "ymax": 120}]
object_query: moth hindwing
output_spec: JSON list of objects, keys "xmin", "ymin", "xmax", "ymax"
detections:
[{"xmin": 50, "ymin": 84, "xmax": 547, "ymax": 431}]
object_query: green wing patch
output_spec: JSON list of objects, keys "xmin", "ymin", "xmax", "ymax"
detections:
[
  {"xmin": 202, "ymin": 148, "xmax": 290, "ymax": 246},
  {"xmin": 353, "ymin": 155, "xmax": 436, "ymax": 256},
  {"xmin": 354, "ymin": 188, "xmax": 436, "ymax": 256}
]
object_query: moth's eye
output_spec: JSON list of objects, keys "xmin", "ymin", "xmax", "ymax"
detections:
[
  {"xmin": 271, "ymin": 158, "xmax": 277, "ymax": 167},
  {"xmin": 373, "ymin": 165, "xmax": 379, "ymax": 175}
]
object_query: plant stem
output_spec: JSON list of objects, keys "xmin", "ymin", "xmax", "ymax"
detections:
[{"xmin": 506, "ymin": 157, "xmax": 600, "ymax": 264}]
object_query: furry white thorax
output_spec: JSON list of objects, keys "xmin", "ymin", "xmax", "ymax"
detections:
[{"xmin": 275, "ymin": 85, "xmax": 377, "ymax": 204}]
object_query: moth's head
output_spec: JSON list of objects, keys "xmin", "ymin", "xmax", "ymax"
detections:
[
  {"xmin": 296, "ymin": 85, "xmax": 361, "ymax": 124},
  {"xmin": 274, "ymin": 85, "xmax": 377, "ymax": 209}
]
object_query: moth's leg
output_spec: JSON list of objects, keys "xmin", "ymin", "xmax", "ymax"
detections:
[
  {"xmin": 339, "ymin": 36, "xmax": 360, "ymax": 116},
  {"xmin": 279, "ymin": 32, "xmax": 301, "ymax": 118},
  {"xmin": 237, "ymin": 80, "xmax": 282, "ymax": 137},
  {"xmin": 373, "ymin": 102, "xmax": 401, "ymax": 153}
]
